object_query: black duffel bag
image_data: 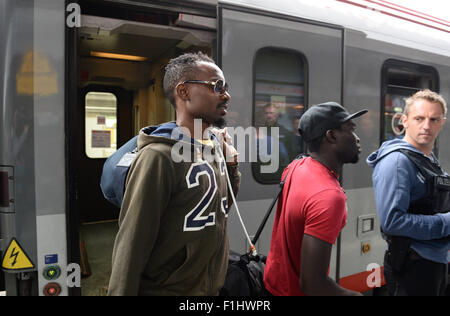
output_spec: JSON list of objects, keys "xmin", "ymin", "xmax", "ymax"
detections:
[
  {"xmin": 219, "ymin": 251, "xmax": 266, "ymax": 296},
  {"xmin": 220, "ymin": 164, "xmax": 293, "ymax": 296}
]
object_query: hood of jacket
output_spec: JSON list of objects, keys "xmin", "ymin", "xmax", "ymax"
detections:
[
  {"xmin": 137, "ymin": 121, "xmax": 219, "ymax": 151},
  {"xmin": 136, "ymin": 121, "xmax": 180, "ymax": 151},
  {"xmin": 366, "ymin": 138, "xmax": 429, "ymax": 168}
]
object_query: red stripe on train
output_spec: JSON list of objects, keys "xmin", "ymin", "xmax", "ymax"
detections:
[{"xmin": 339, "ymin": 267, "xmax": 386, "ymax": 293}]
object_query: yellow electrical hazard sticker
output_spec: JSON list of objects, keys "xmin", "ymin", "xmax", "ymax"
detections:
[{"xmin": 1, "ymin": 238, "xmax": 35, "ymax": 270}]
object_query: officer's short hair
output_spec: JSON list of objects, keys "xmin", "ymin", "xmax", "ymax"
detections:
[
  {"xmin": 163, "ymin": 52, "xmax": 215, "ymax": 108},
  {"xmin": 404, "ymin": 89, "xmax": 447, "ymax": 117}
]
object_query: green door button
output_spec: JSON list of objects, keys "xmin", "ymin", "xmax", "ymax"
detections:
[{"xmin": 43, "ymin": 265, "xmax": 61, "ymax": 280}]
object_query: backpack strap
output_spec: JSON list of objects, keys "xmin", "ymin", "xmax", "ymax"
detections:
[{"xmin": 251, "ymin": 154, "xmax": 307, "ymax": 245}]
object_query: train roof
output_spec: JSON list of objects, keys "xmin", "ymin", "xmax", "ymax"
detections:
[{"xmin": 220, "ymin": 0, "xmax": 450, "ymax": 58}]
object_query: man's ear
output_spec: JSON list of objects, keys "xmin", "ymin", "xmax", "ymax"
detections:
[
  {"xmin": 324, "ymin": 129, "xmax": 338, "ymax": 144},
  {"xmin": 401, "ymin": 114, "xmax": 408, "ymax": 129},
  {"xmin": 176, "ymin": 83, "xmax": 190, "ymax": 101}
]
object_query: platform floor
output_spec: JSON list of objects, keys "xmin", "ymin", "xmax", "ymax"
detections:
[{"xmin": 79, "ymin": 220, "xmax": 118, "ymax": 296}]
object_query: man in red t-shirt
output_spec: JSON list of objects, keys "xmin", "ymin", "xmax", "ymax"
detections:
[{"xmin": 264, "ymin": 102, "xmax": 367, "ymax": 296}]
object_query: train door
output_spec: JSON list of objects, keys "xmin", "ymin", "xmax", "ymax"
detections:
[
  {"xmin": 218, "ymin": 4, "xmax": 343, "ymax": 279},
  {"xmin": 78, "ymin": 86, "xmax": 133, "ymax": 223},
  {"xmin": 337, "ymin": 56, "xmax": 441, "ymax": 293},
  {"xmin": 73, "ymin": 1, "xmax": 216, "ymax": 295}
]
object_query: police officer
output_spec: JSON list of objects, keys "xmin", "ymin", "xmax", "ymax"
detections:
[{"xmin": 367, "ymin": 89, "xmax": 450, "ymax": 296}]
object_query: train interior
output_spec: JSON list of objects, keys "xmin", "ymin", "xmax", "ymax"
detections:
[{"xmin": 76, "ymin": 4, "xmax": 216, "ymax": 295}]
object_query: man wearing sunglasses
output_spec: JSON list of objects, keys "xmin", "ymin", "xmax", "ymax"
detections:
[{"xmin": 108, "ymin": 52, "xmax": 240, "ymax": 296}]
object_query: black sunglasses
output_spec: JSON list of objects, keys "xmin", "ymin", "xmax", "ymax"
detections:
[{"xmin": 181, "ymin": 79, "xmax": 229, "ymax": 95}]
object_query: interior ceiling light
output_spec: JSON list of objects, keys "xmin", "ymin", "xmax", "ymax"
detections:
[{"xmin": 90, "ymin": 51, "xmax": 148, "ymax": 61}]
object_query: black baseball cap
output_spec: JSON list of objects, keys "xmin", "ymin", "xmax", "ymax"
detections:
[{"xmin": 299, "ymin": 102, "xmax": 368, "ymax": 142}]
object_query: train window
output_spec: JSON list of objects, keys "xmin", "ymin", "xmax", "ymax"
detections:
[
  {"xmin": 252, "ymin": 48, "xmax": 307, "ymax": 184},
  {"xmin": 381, "ymin": 59, "xmax": 439, "ymax": 143},
  {"xmin": 85, "ymin": 92, "xmax": 118, "ymax": 159}
]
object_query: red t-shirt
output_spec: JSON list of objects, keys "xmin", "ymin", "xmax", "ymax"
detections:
[{"xmin": 264, "ymin": 157, "xmax": 348, "ymax": 296}]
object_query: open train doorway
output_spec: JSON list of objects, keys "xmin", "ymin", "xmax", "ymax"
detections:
[{"xmin": 73, "ymin": 0, "xmax": 216, "ymax": 295}]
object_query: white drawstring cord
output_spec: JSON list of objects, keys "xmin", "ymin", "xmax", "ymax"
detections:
[{"xmin": 216, "ymin": 141, "xmax": 257, "ymax": 257}]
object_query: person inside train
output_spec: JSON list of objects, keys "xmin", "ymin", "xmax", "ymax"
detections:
[
  {"xmin": 107, "ymin": 52, "xmax": 241, "ymax": 296},
  {"xmin": 367, "ymin": 89, "xmax": 450, "ymax": 296},
  {"xmin": 262, "ymin": 103, "xmax": 295, "ymax": 161},
  {"xmin": 264, "ymin": 102, "xmax": 367, "ymax": 296}
]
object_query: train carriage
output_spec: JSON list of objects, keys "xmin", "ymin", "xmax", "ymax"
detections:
[{"xmin": 0, "ymin": 0, "xmax": 449, "ymax": 296}]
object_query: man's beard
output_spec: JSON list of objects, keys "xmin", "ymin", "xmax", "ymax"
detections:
[
  {"xmin": 213, "ymin": 117, "xmax": 226, "ymax": 129},
  {"xmin": 338, "ymin": 148, "xmax": 360, "ymax": 164},
  {"xmin": 344, "ymin": 152, "xmax": 359, "ymax": 164}
]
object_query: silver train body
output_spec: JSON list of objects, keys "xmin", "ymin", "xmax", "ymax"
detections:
[{"xmin": 1, "ymin": 0, "xmax": 449, "ymax": 295}]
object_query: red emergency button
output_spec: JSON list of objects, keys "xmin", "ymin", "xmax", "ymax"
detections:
[{"xmin": 43, "ymin": 282, "xmax": 61, "ymax": 296}]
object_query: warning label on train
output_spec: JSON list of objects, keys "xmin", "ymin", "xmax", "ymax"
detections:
[{"xmin": 1, "ymin": 238, "xmax": 35, "ymax": 270}]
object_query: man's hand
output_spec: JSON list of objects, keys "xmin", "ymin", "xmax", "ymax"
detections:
[{"xmin": 210, "ymin": 127, "xmax": 238, "ymax": 164}]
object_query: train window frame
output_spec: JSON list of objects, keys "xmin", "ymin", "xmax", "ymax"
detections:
[
  {"xmin": 380, "ymin": 59, "xmax": 440, "ymax": 146},
  {"xmin": 84, "ymin": 91, "xmax": 118, "ymax": 159},
  {"xmin": 251, "ymin": 46, "xmax": 308, "ymax": 185}
]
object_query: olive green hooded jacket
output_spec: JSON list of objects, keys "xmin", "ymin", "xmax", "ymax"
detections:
[{"xmin": 108, "ymin": 123, "xmax": 240, "ymax": 296}]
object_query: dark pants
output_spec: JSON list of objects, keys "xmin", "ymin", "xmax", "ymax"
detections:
[{"xmin": 384, "ymin": 250, "xmax": 448, "ymax": 296}]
